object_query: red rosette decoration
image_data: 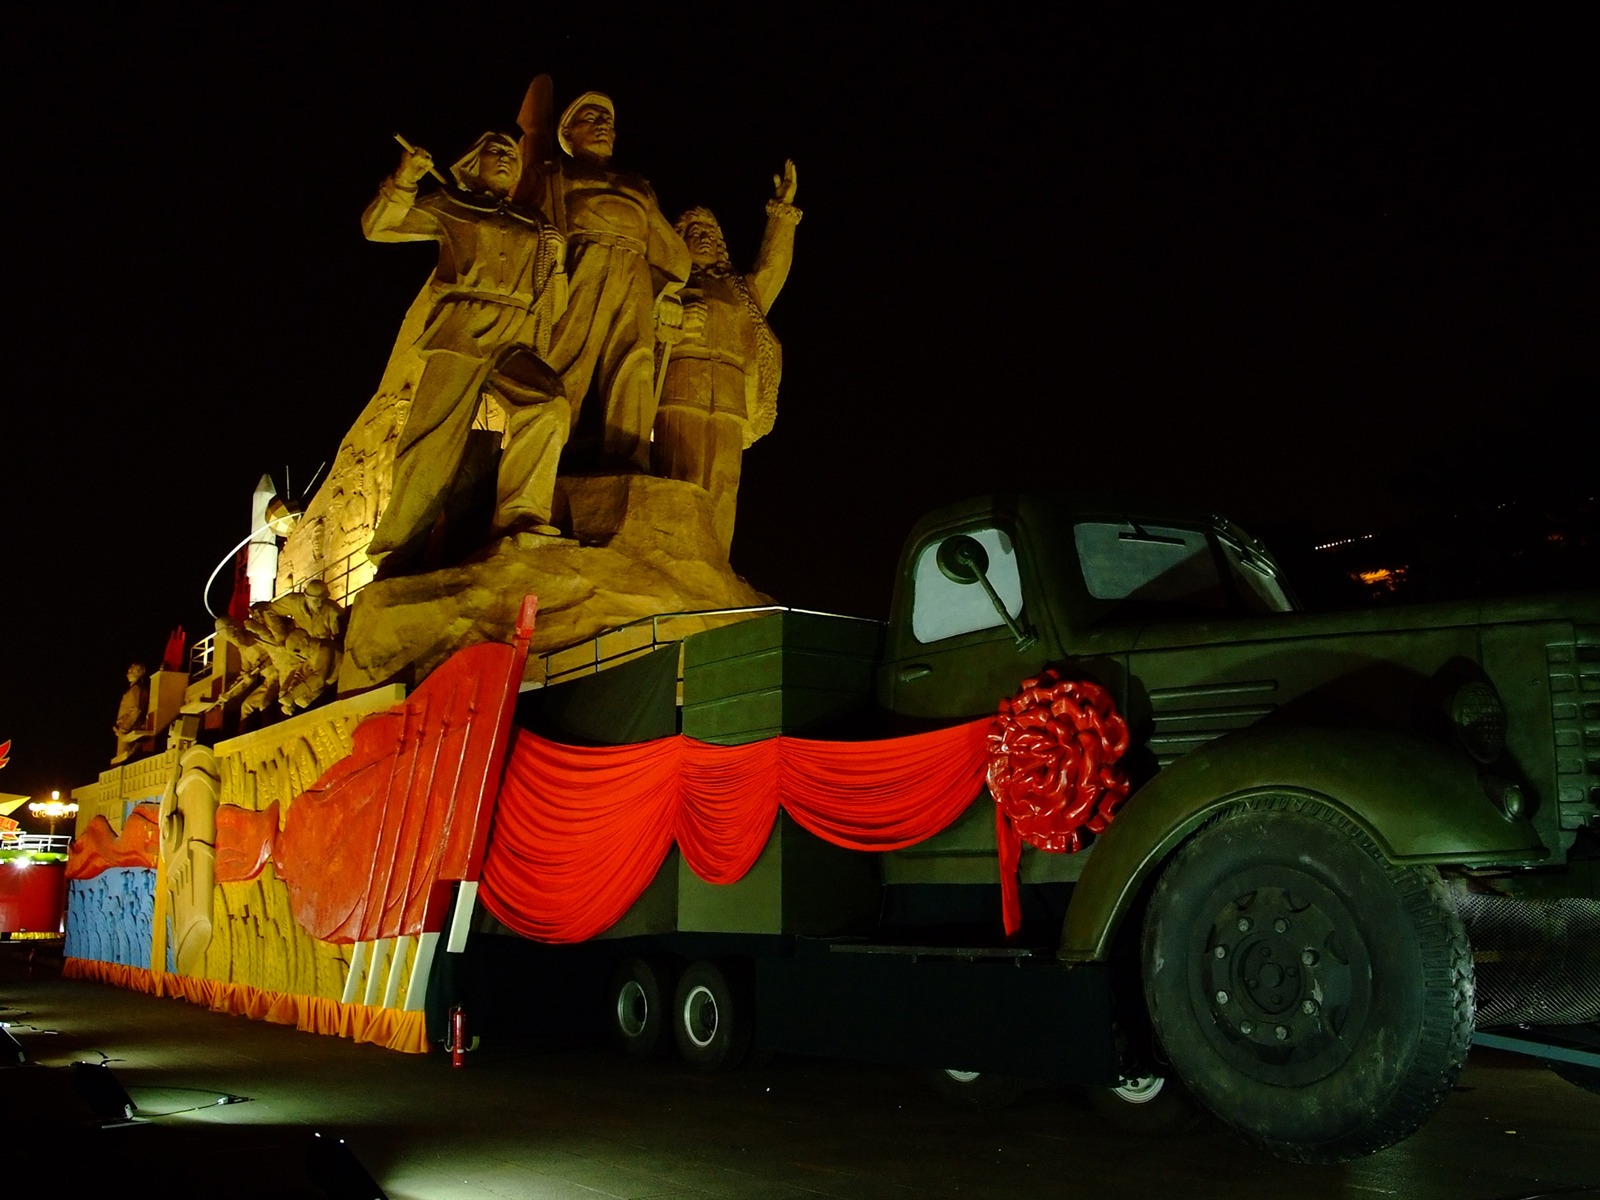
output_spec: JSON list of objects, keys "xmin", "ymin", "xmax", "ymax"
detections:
[{"xmin": 987, "ymin": 668, "xmax": 1131, "ymax": 854}]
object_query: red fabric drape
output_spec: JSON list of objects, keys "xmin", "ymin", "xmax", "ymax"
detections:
[{"xmin": 479, "ymin": 720, "xmax": 992, "ymax": 944}]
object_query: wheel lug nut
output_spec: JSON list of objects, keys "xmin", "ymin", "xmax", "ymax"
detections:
[
  {"xmin": 1237, "ymin": 918, "xmax": 1252, "ymax": 933},
  {"xmin": 1239, "ymin": 1021, "xmax": 1254, "ymax": 1035},
  {"xmin": 1216, "ymin": 990, "xmax": 1230, "ymax": 1005},
  {"xmin": 1274, "ymin": 1025, "xmax": 1288, "ymax": 1041},
  {"xmin": 1213, "ymin": 945, "xmax": 1227, "ymax": 959},
  {"xmin": 1302, "ymin": 999, "xmax": 1320, "ymax": 1015},
  {"xmin": 1301, "ymin": 949, "xmax": 1318, "ymax": 966},
  {"xmin": 1274, "ymin": 918, "xmax": 1289, "ymax": 933}
]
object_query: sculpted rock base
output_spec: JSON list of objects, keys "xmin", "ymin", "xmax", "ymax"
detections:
[{"xmin": 339, "ymin": 473, "xmax": 771, "ymax": 692}]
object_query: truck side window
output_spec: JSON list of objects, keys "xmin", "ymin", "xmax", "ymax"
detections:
[
  {"xmin": 911, "ymin": 527, "xmax": 1025, "ymax": 643},
  {"xmin": 1075, "ymin": 522, "xmax": 1228, "ymax": 610},
  {"xmin": 1219, "ymin": 535, "xmax": 1295, "ymax": 613}
]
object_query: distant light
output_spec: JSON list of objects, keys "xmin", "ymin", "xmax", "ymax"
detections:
[{"xmin": 1314, "ymin": 532, "xmax": 1377, "ymax": 552}]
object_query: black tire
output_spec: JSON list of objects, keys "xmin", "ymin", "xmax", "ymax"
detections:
[
  {"xmin": 609, "ymin": 956, "xmax": 675, "ymax": 1059},
  {"xmin": 1086, "ymin": 1071, "xmax": 1205, "ymax": 1136},
  {"xmin": 1142, "ymin": 795, "xmax": 1474, "ymax": 1163},
  {"xmin": 926, "ymin": 1068, "xmax": 1025, "ymax": 1111},
  {"xmin": 672, "ymin": 960, "xmax": 752, "ymax": 1072}
]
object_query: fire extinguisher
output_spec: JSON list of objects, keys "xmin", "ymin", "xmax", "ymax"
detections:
[{"xmin": 449, "ymin": 1004, "xmax": 467, "ymax": 1068}]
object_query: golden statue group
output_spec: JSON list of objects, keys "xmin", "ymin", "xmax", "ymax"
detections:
[
  {"xmin": 363, "ymin": 80, "xmax": 801, "ymax": 576},
  {"xmin": 104, "ymin": 78, "xmax": 802, "ymax": 760}
]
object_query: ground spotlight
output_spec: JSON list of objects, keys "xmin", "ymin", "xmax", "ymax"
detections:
[
  {"xmin": 71, "ymin": 1060, "xmax": 141, "ymax": 1125},
  {"xmin": 307, "ymin": 1130, "xmax": 389, "ymax": 1199}
]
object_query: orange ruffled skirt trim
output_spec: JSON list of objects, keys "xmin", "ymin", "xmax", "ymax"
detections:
[{"xmin": 62, "ymin": 958, "xmax": 429, "ymax": 1054}]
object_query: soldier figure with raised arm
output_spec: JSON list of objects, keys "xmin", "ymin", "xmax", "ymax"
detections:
[{"xmin": 653, "ymin": 161, "xmax": 801, "ymax": 556}]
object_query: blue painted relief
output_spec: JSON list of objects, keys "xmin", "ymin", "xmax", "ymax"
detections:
[{"xmin": 65, "ymin": 868, "xmax": 155, "ymax": 969}]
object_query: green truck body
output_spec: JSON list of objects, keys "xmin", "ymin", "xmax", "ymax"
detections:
[{"xmin": 498, "ymin": 491, "xmax": 1598, "ymax": 1162}]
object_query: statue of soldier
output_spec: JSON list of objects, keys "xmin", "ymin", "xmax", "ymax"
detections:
[
  {"xmin": 652, "ymin": 162, "xmax": 801, "ymax": 556},
  {"xmin": 516, "ymin": 88, "xmax": 692, "ymax": 473},
  {"xmin": 363, "ymin": 131, "xmax": 571, "ymax": 569},
  {"xmin": 111, "ymin": 662, "xmax": 151, "ymax": 764}
]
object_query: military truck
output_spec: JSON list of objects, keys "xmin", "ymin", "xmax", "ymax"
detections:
[{"xmin": 454, "ymin": 491, "xmax": 1599, "ymax": 1164}]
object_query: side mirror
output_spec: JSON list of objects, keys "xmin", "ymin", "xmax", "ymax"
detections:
[{"xmin": 935, "ymin": 535, "xmax": 1036, "ymax": 650}]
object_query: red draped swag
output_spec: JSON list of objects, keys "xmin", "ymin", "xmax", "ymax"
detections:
[{"xmin": 479, "ymin": 720, "xmax": 994, "ymax": 944}]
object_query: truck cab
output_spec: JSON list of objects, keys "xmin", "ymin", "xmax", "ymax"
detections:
[{"xmin": 877, "ymin": 493, "xmax": 1598, "ymax": 1159}]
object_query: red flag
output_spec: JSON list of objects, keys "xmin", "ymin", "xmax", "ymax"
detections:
[{"xmin": 161, "ymin": 626, "xmax": 188, "ymax": 673}]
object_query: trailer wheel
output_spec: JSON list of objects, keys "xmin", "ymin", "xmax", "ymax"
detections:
[
  {"xmin": 926, "ymin": 1068, "xmax": 1024, "ymax": 1111},
  {"xmin": 609, "ymin": 957, "xmax": 675, "ymax": 1059},
  {"xmin": 1142, "ymin": 797, "xmax": 1474, "ymax": 1163},
  {"xmin": 673, "ymin": 960, "xmax": 752, "ymax": 1072},
  {"xmin": 1086, "ymin": 1071, "xmax": 1204, "ymax": 1136}
]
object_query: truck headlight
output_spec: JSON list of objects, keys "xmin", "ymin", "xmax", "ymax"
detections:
[{"xmin": 1449, "ymin": 680, "xmax": 1506, "ymax": 763}]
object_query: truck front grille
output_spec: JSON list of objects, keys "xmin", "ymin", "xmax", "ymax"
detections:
[{"xmin": 1547, "ymin": 626, "xmax": 1600, "ymax": 833}]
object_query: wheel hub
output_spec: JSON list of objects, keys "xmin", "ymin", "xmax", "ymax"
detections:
[
  {"xmin": 1194, "ymin": 876, "xmax": 1371, "ymax": 1086},
  {"xmin": 616, "ymin": 980, "xmax": 648, "ymax": 1038},
  {"xmin": 1112, "ymin": 1074, "xmax": 1167, "ymax": 1105},
  {"xmin": 683, "ymin": 984, "xmax": 720, "ymax": 1049}
]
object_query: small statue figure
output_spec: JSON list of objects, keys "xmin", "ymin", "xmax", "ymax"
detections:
[
  {"xmin": 517, "ymin": 87, "xmax": 693, "ymax": 473},
  {"xmin": 652, "ymin": 162, "xmax": 801, "ymax": 556},
  {"xmin": 111, "ymin": 662, "xmax": 151, "ymax": 765},
  {"xmin": 363, "ymin": 131, "xmax": 571, "ymax": 569}
]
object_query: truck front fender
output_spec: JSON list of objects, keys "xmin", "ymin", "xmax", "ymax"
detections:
[{"xmin": 1058, "ymin": 725, "xmax": 1548, "ymax": 963}]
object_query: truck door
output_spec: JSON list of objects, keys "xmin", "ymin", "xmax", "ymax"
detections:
[{"xmin": 884, "ymin": 523, "xmax": 1053, "ymax": 719}]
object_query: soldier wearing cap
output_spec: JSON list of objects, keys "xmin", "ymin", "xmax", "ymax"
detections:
[{"xmin": 527, "ymin": 92, "xmax": 692, "ymax": 473}]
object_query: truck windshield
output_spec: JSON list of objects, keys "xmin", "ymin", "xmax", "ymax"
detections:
[{"xmin": 1075, "ymin": 522, "xmax": 1294, "ymax": 615}]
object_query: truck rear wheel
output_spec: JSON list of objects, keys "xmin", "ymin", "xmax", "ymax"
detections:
[
  {"xmin": 1141, "ymin": 797, "xmax": 1474, "ymax": 1162},
  {"xmin": 609, "ymin": 956, "xmax": 675, "ymax": 1059},
  {"xmin": 673, "ymin": 960, "xmax": 752, "ymax": 1072},
  {"xmin": 1085, "ymin": 1071, "xmax": 1204, "ymax": 1135}
]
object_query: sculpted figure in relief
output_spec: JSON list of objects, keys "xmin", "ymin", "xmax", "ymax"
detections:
[
  {"xmin": 160, "ymin": 743, "xmax": 220, "ymax": 977},
  {"xmin": 653, "ymin": 162, "xmax": 801, "ymax": 556},
  {"xmin": 213, "ymin": 615, "xmax": 280, "ymax": 728},
  {"xmin": 517, "ymin": 87, "xmax": 692, "ymax": 473},
  {"xmin": 363, "ymin": 132, "xmax": 571, "ymax": 568},
  {"xmin": 214, "ymin": 581, "xmax": 347, "ymax": 727},
  {"xmin": 246, "ymin": 581, "xmax": 347, "ymax": 716}
]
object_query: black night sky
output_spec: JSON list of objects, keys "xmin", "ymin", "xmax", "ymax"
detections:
[{"xmin": 2, "ymin": 3, "xmax": 1595, "ymax": 801}]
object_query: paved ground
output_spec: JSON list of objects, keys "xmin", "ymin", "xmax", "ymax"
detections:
[{"xmin": 3, "ymin": 941, "xmax": 1598, "ymax": 1200}]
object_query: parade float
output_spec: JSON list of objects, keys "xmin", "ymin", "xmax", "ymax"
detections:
[{"xmin": 55, "ymin": 76, "xmax": 1600, "ymax": 1163}]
